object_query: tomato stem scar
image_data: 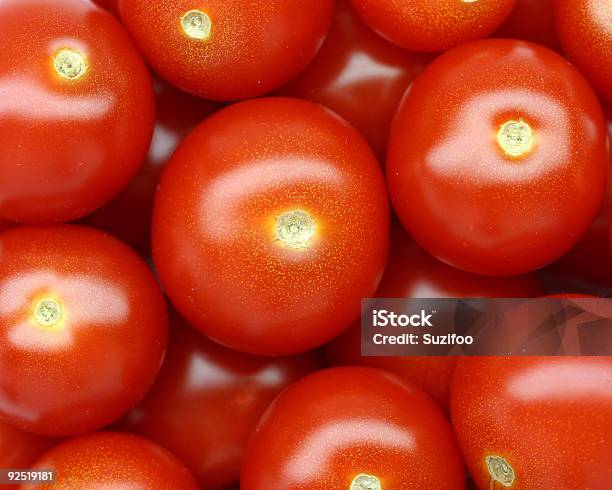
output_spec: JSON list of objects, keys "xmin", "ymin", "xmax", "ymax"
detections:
[
  {"xmin": 181, "ymin": 10, "xmax": 212, "ymax": 40},
  {"xmin": 497, "ymin": 119, "xmax": 534, "ymax": 158},
  {"xmin": 350, "ymin": 473, "xmax": 382, "ymax": 490},
  {"xmin": 274, "ymin": 210, "xmax": 316, "ymax": 249},
  {"xmin": 486, "ymin": 455, "xmax": 515, "ymax": 488},
  {"xmin": 53, "ymin": 48, "xmax": 88, "ymax": 80},
  {"xmin": 34, "ymin": 299, "xmax": 62, "ymax": 327}
]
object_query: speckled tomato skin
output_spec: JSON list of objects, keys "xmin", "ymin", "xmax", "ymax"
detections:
[
  {"xmin": 555, "ymin": 0, "xmax": 612, "ymax": 103},
  {"xmin": 152, "ymin": 98, "xmax": 389, "ymax": 356},
  {"xmin": 325, "ymin": 225, "xmax": 542, "ymax": 411},
  {"xmin": 387, "ymin": 39, "xmax": 608, "ymax": 276},
  {"xmin": 349, "ymin": 0, "xmax": 517, "ymax": 52},
  {"xmin": 241, "ymin": 367, "xmax": 466, "ymax": 489},
  {"xmin": 121, "ymin": 313, "xmax": 322, "ymax": 489},
  {"xmin": 0, "ymin": 0, "xmax": 154, "ymax": 224},
  {"xmin": 279, "ymin": 0, "xmax": 433, "ymax": 158},
  {"xmin": 117, "ymin": 0, "xmax": 333, "ymax": 101},
  {"xmin": 0, "ymin": 419, "xmax": 56, "ymax": 490},
  {"xmin": 451, "ymin": 357, "xmax": 612, "ymax": 490},
  {"xmin": 21, "ymin": 432, "xmax": 198, "ymax": 490},
  {"xmin": 0, "ymin": 225, "xmax": 168, "ymax": 437}
]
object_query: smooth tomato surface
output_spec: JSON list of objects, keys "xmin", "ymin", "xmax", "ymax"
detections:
[
  {"xmin": 82, "ymin": 78, "xmax": 219, "ymax": 255},
  {"xmin": 452, "ymin": 357, "xmax": 612, "ymax": 489},
  {"xmin": 0, "ymin": 0, "xmax": 154, "ymax": 224},
  {"xmin": 23, "ymin": 432, "xmax": 198, "ymax": 490},
  {"xmin": 493, "ymin": 0, "xmax": 560, "ymax": 50},
  {"xmin": 555, "ymin": 0, "xmax": 612, "ymax": 103},
  {"xmin": 0, "ymin": 225, "xmax": 168, "ymax": 436},
  {"xmin": 349, "ymin": 0, "xmax": 516, "ymax": 52},
  {"xmin": 279, "ymin": 0, "xmax": 432, "ymax": 158},
  {"xmin": 241, "ymin": 367, "xmax": 465, "ymax": 489},
  {"xmin": 325, "ymin": 225, "xmax": 542, "ymax": 410},
  {"xmin": 117, "ymin": 0, "xmax": 333, "ymax": 101},
  {"xmin": 153, "ymin": 98, "xmax": 389, "ymax": 356},
  {"xmin": 122, "ymin": 313, "xmax": 322, "ymax": 489},
  {"xmin": 387, "ymin": 39, "xmax": 608, "ymax": 276}
]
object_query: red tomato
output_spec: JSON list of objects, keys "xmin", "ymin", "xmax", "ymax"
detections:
[
  {"xmin": 555, "ymin": 0, "xmax": 612, "ymax": 103},
  {"xmin": 325, "ymin": 226, "xmax": 542, "ymax": 411},
  {"xmin": 82, "ymin": 78, "xmax": 219, "ymax": 255},
  {"xmin": 117, "ymin": 0, "xmax": 333, "ymax": 101},
  {"xmin": 387, "ymin": 39, "xmax": 608, "ymax": 276},
  {"xmin": 348, "ymin": 0, "xmax": 517, "ymax": 52},
  {"xmin": 0, "ymin": 225, "xmax": 168, "ymax": 437},
  {"xmin": 493, "ymin": 0, "xmax": 560, "ymax": 50},
  {"xmin": 241, "ymin": 367, "xmax": 466, "ymax": 489},
  {"xmin": 452, "ymin": 357, "xmax": 612, "ymax": 489},
  {"xmin": 22, "ymin": 432, "xmax": 198, "ymax": 490},
  {"xmin": 153, "ymin": 98, "xmax": 389, "ymax": 356},
  {"xmin": 121, "ymin": 313, "xmax": 322, "ymax": 489},
  {"xmin": 0, "ymin": 419, "xmax": 56, "ymax": 490},
  {"xmin": 279, "ymin": 0, "xmax": 432, "ymax": 158},
  {"xmin": 0, "ymin": 0, "xmax": 154, "ymax": 224}
]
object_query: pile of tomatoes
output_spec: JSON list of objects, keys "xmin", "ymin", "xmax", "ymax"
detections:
[{"xmin": 0, "ymin": 0, "xmax": 611, "ymax": 489}]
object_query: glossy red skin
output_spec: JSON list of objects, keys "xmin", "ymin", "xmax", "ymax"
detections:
[
  {"xmin": 0, "ymin": 225, "xmax": 168, "ymax": 437},
  {"xmin": 452, "ymin": 357, "xmax": 612, "ymax": 489},
  {"xmin": 121, "ymin": 313, "xmax": 322, "ymax": 489},
  {"xmin": 493, "ymin": 0, "xmax": 560, "ymax": 50},
  {"xmin": 22, "ymin": 432, "xmax": 198, "ymax": 490},
  {"xmin": 0, "ymin": 0, "xmax": 154, "ymax": 224},
  {"xmin": 82, "ymin": 78, "xmax": 219, "ymax": 255},
  {"xmin": 555, "ymin": 0, "xmax": 612, "ymax": 103},
  {"xmin": 387, "ymin": 39, "xmax": 608, "ymax": 277},
  {"xmin": 117, "ymin": 0, "xmax": 333, "ymax": 101},
  {"xmin": 279, "ymin": 0, "xmax": 432, "ymax": 158},
  {"xmin": 153, "ymin": 98, "xmax": 389, "ymax": 356},
  {"xmin": 0, "ymin": 420, "xmax": 56, "ymax": 490},
  {"xmin": 325, "ymin": 226, "xmax": 543, "ymax": 411},
  {"xmin": 241, "ymin": 367, "xmax": 466, "ymax": 489},
  {"xmin": 349, "ymin": 0, "xmax": 517, "ymax": 52},
  {"xmin": 545, "ymin": 105, "xmax": 611, "ymax": 291}
]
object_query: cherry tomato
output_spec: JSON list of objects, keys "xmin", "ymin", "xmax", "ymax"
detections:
[
  {"xmin": 348, "ymin": 0, "xmax": 517, "ymax": 52},
  {"xmin": 82, "ymin": 78, "xmax": 219, "ymax": 255},
  {"xmin": 279, "ymin": 0, "xmax": 432, "ymax": 158},
  {"xmin": 452, "ymin": 357, "xmax": 612, "ymax": 489},
  {"xmin": 0, "ymin": 0, "xmax": 154, "ymax": 224},
  {"xmin": 121, "ymin": 312, "xmax": 322, "ymax": 489},
  {"xmin": 555, "ymin": 0, "xmax": 612, "ymax": 103},
  {"xmin": 387, "ymin": 39, "xmax": 608, "ymax": 276},
  {"xmin": 325, "ymin": 225, "xmax": 542, "ymax": 410},
  {"xmin": 117, "ymin": 0, "xmax": 333, "ymax": 101},
  {"xmin": 0, "ymin": 225, "xmax": 168, "ymax": 437},
  {"xmin": 0, "ymin": 419, "xmax": 56, "ymax": 490},
  {"xmin": 493, "ymin": 0, "xmax": 560, "ymax": 50},
  {"xmin": 23, "ymin": 432, "xmax": 198, "ymax": 490},
  {"xmin": 241, "ymin": 367, "xmax": 466, "ymax": 489},
  {"xmin": 153, "ymin": 98, "xmax": 389, "ymax": 356}
]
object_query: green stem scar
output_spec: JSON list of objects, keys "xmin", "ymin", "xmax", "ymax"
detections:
[
  {"xmin": 34, "ymin": 299, "xmax": 62, "ymax": 327},
  {"xmin": 181, "ymin": 10, "xmax": 212, "ymax": 40},
  {"xmin": 53, "ymin": 48, "xmax": 87, "ymax": 80},
  {"xmin": 486, "ymin": 455, "xmax": 516, "ymax": 488},
  {"xmin": 350, "ymin": 473, "xmax": 382, "ymax": 490},
  {"xmin": 274, "ymin": 210, "xmax": 316, "ymax": 249}
]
